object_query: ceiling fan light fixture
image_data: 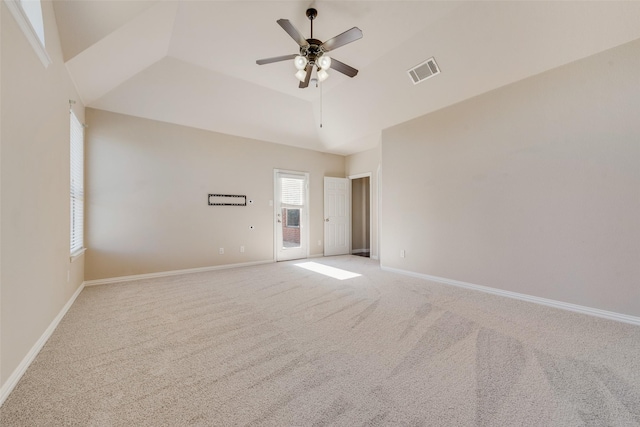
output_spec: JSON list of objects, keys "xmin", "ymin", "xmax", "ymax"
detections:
[
  {"xmin": 295, "ymin": 69, "xmax": 308, "ymax": 82},
  {"xmin": 317, "ymin": 55, "xmax": 332, "ymax": 70},
  {"xmin": 256, "ymin": 8, "xmax": 362, "ymax": 89},
  {"xmin": 294, "ymin": 55, "xmax": 308, "ymax": 70},
  {"xmin": 317, "ymin": 69, "xmax": 329, "ymax": 82}
]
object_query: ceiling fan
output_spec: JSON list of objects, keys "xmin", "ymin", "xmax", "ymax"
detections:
[{"xmin": 256, "ymin": 8, "xmax": 363, "ymax": 88}]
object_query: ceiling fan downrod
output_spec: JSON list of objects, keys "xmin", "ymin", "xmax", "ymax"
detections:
[{"xmin": 306, "ymin": 8, "xmax": 317, "ymax": 39}]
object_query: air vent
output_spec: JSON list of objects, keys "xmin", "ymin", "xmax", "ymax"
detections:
[{"xmin": 408, "ymin": 57, "xmax": 440, "ymax": 85}]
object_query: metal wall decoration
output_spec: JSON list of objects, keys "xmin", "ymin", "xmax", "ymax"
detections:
[{"xmin": 208, "ymin": 194, "xmax": 247, "ymax": 206}]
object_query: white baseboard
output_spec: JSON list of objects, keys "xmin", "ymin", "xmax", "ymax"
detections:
[
  {"xmin": 381, "ymin": 266, "xmax": 640, "ymax": 326},
  {"xmin": 84, "ymin": 260, "xmax": 274, "ymax": 286},
  {"xmin": 371, "ymin": 255, "xmax": 379, "ymax": 260},
  {"xmin": 0, "ymin": 282, "xmax": 85, "ymax": 407}
]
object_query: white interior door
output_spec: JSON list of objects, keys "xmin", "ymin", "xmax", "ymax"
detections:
[
  {"xmin": 275, "ymin": 170, "xmax": 308, "ymax": 261},
  {"xmin": 324, "ymin": 177, "xmax": 350, "ymax": 256}
]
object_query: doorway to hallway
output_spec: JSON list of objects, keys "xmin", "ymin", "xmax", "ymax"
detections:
[{"xmin": 350, "ymin": 175, "xmax": 370, "ymax": 258}]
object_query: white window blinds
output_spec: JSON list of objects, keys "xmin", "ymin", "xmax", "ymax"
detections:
[
  {"xmin": 280, "ymin": 177, "xmax": 305, "ymax": 206},
  {"xmin": 70, "ymin": 111, "xmax": 84, "ymax": 255}
]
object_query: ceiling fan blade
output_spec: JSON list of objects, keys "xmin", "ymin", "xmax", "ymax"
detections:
[
  {"xmin": 330, "ymin": 58, "xmax": 358, "ymax": 78},
  {"xmin": 299, "ymin": 66, "xmax": 312, "ymax": 89},
  {"xmin": 256, "ymin": 54, "xmax": 297, "ymax": 65},
  {"xmin": 277, "ymin": 19, "xmax": 308, "ymax": 47},
  {"xmin": 321, "ymin": 27, "xmax": 363, "ymax": 52}
]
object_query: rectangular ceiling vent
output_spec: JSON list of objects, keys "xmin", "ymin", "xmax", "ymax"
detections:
[{"xmin": 407, "ymin": 57, "xmax": 440, "ymax": 85}]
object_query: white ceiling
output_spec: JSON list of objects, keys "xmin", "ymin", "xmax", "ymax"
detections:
[{"xmin": 54, "ymin": 1, "xmax": 640, "ymax": 155}]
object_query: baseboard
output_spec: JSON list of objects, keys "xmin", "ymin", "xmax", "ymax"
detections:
[
  {"xmin": 381, "ymin": 266, "xmax": 640, "ymax": 326},
  {"xmin": 0, "ymin": 282, "xmax": 85, "ymax": 407},
  {"xmin": 84, "ymin": 260, "xmax": 274, "ymax": 286},
  {"xmin": 371, "ymin": 255, "xmax": 379, "ymax": 260}
]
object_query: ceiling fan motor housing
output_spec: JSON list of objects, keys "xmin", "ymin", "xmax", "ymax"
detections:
[{"xmin": 301, "ymin": 39, "xmax": 324, "ymax": 65}]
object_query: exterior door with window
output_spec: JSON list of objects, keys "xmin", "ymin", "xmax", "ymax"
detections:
[{"xmin": 275, "ymin": 170, "xmax": 309, "ymax": 261}]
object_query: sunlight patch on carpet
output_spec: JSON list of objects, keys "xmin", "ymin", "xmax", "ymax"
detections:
[{"xmin": 295, "ymin": 262, "xmax": 361, "ymax": 280}]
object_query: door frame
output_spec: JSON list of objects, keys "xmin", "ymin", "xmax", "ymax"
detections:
[
  {"xmin": 348, "ymin": 172, "xmax": 373, "ymax": 257},
  {"xmin": 274, "ymin": 169, "xmax": 310, "ymax": 262}
]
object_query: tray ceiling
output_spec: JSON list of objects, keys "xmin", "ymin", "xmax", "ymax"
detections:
[{"xmin": 55, "ymin": 1, "xmax": 640, "ymax": 155}]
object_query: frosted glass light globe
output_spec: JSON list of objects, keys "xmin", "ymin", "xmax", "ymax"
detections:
[
  {"xmin": 294, "ymin": 55, "xmax": 308, "ymax": 70},
  {"xmin": 317, "ymin": 69, "xmax": 329, "ymax": 82},
  {"xmin": 317, "ymin": 55, "xmax": 332, "ymax": 70},
  {"xmin": 295, "ymin": 69, "xmax": 307, "ymax": 82}
]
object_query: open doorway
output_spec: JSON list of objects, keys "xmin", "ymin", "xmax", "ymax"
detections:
[{"xmin": 350, "ymin": 175, "xmax": 370, "ymax": 257}]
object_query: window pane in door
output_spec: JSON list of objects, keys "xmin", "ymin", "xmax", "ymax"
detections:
[
  {"xmin": 286, "ymin": 209, "xmax": 300, "ymax": 227},
  {"xmin": 282, "ymin": 208, "xmax": 301, "ymax": 248}
]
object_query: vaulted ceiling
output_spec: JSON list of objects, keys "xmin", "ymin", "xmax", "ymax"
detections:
[{"xmin": 53, "ymin": 1, "xmax": 640, "ymax": 155}]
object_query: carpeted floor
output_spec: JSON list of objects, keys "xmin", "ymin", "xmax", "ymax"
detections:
[{"xmin": 2, "ymin": 256, "xmax": 639, "ymax": 426}]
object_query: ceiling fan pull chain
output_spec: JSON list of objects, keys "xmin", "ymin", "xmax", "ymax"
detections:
[{"xmin": 320, "ymin": 79, "xmax": 323, "ymax": 128}]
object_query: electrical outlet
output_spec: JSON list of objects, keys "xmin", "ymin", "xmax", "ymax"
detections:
[
  {"xmin": 240, "ymin": 246, "xmax": 245, "ymax": 253},
  {"xmin": 400, "ymin": 249, "xmax": 405, "ymax": 258},
  {"xmin": 219, "ymin": 248, "xmax": 224, "ymax": 254}
]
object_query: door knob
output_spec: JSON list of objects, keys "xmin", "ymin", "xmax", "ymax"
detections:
[
  {"xmin": 277, "ymin": 219, "xmax": 282, "ymax": 223},
  {"xmin": 325, "ymin": 218, "xmax": 330, "ymax": 222}
]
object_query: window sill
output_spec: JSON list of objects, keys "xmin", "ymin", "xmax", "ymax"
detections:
[{"xmin": 70, "ymin": 248, "xmax": 86, "ymax": 263}]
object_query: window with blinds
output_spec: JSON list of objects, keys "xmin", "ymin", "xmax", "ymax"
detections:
[
  {"xmin": 280, "ymin": 177, "xmax": 305, "ymax": 206},
  {"xmin": 70, "ymin": 111, "xmax": 84, "ymax": 255}
]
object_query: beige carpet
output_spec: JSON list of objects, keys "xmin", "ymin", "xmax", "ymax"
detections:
[{"xmin": 2, "ymin": 256, "xmax": 639, "ymax": 426}]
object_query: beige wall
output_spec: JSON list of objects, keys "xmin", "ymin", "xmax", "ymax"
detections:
[
  {"xmin": 85, "ymin": 109, "xmax": 344, "ymax": 280},
  {"xmin": 346, "ymin": 145, "xmax": 381, "ymax": 259},
  {"xmin": 381, "ymin": 39, "xmax": 640, "ymax": 317},
  {"xmin": 1, "ymin": 1, "xmax": 85, "ymax": 386}
]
